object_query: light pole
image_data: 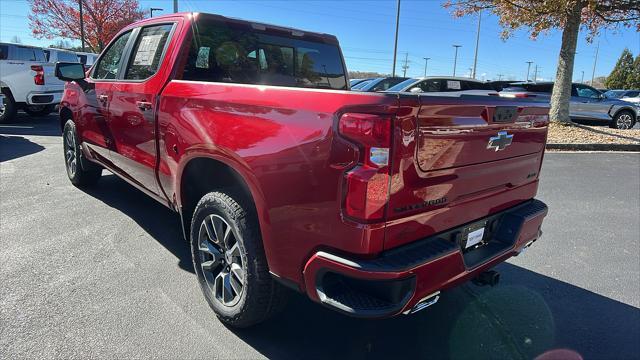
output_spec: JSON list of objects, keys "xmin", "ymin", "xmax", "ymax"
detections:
[
  {"xmin": 452, "ymin": 45, "xmax": 461, "ymax": 77},
  {"xmin": 526, "ymin": 61, "xmax": 533, "ymax": 81},
  {"xmin": 472, "ymin": 11, "xmax": 481, "ymax": 79},
  {"xmin": 150, "ymin": 7, "xmax": 163, "ymax": 17},
  {"xmin": 423, "ymin": 57, "xmax": 430, "ymax": 77},
  {"xmin": 591, "ymin": 41, "xmax": 599, "ymax": 86},
  {"xmin": 173, "ymin": 0, "xmax": 178, "ymax": 12},
  {"xmin": 391, "ymin": 0, "xmax": 401, "ymax": 77},
  {"xmin": 78, "ymin": 0, "xmax": 85, "ymax": 52},
  {"xmin": 581, "ymin": 70, "xmax": 585, "ymax": 83}
]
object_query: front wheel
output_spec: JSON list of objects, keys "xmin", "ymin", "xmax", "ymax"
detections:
[
  {"xmin": 611, "ymin": 110, "xmax": 636, "ymax": 130},
  {"xmin": 24, "ymin": 104, "xmax": 55, "ymax": 117},
  {"xmin": 190, "ymin": 191, "xmax": 288, "ymax": 328},
  {"xmin": 63, "ymin": 120, "xmax": 102, "ymax": 186}
]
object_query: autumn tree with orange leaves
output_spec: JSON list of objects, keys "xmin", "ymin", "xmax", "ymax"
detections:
[
  {"xmin": 444, "ymin": 0, "xmax": 640, "ymax": 123},
  {"xmin": 29, "ymin": 0, "xmax": 144, "ymax": 53}
]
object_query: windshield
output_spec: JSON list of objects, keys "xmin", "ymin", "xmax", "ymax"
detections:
[{"xmin": 386, "ymin": 78, "xmax": 419, "ymax": 92}]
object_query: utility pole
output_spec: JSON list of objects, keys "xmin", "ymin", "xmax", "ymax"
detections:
[
  {"xmin": 497, "ymin": 74, "xmax": 503, "ymax": 81},
  {"xmin": 472, "ymin": 11, "xmax": 481, "ymax": 79},
  {"xmin": 423, "ymin": 57, "xmax": 430, "ymax": 77},
  {"xmin": 452, "ymin": 45, "xmax": 461, "ymax": 76},
  {"xmin": 79, "ymin": 0, "xmax": 85, "ymax": 52},
  {"xmin": 391, "ymin": 0, "xmax": 401, "ymax": 77},
  {"xmin": 173, "ymin": 0, "xmax": 178, "ymax": 12},
  {"xmin": 581, "ymin": 70, "xmax": 585, "ymax": 83},
  {"xmin": 533, "ymin": 64, "xmax": 538, "ymax": 82},
  {"xmin": 401, "ymin": 53, "xmax": 409, "ymax": 77},
  {"xmin": 526, "ymin": 61, "xmax": 533, "ymax": 81},
  {"xmin": 150, "ymin": 7, "xmax": 163, "ymax": 17},
  {"xmin": 468, "ymin": 67, "xmax": 473, "ymax": 78},
  {"xmin": 591, "ymin": 41, "xmax": 599, "ymax": 86}
]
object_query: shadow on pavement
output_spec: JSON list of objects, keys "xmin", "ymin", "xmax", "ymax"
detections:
[
  {"xmin": 0, "ymin": 134, "xmax": 46, "ymax": 162},
  {"xmin": 0, "ymin": 113, "xmax": 61, "ymax": 137},
  {"xmin": 80, "ymin": 174, "xmax": 194, "ymax": 273},
  {"xmin": 77, "ymin": 173, "xmax": 639, "ymax": 360},
  {"xmin": 233, "ymin": 263, "xmax": 639, "ymax": 360}
]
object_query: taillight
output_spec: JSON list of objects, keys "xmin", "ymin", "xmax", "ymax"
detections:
[
  {"xmin": 339, "ymin": 113, "xmax": 392, "ymax": 221},
  {"xmin": 31, "ymin": 65, "xmax": 45, "ymax": 85}
]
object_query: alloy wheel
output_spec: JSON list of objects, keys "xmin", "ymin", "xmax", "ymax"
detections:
[
  {"xmin": 197, "ymin": 214, "xmax": 245, "ymax": 307},
  {"xmin": 617, "ymin": 113, "xmax": 633, "ymax": 129},
  {"xmin": 64, "ymin": 129, "xmax": 77, "ymax": 177}
]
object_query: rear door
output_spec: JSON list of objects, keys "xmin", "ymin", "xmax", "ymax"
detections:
[{"xmin": 106, "ymin": 22, "xmax": 177, "ymax": 196}]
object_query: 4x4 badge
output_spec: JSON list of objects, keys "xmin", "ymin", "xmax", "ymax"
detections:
[{"xmin": 487, "ymin": 131, "xmax": 513, "ymax": 151}]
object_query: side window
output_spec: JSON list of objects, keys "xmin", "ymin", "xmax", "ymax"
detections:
[
  {"xmin": 626, "ymin": 91, "xmax": 639, "ymax": 98},
  {"xmin": 15, "ymin": 47, "xmax": 45, "ymax": 61},
  {"xmin": 43, "ymin": 49, "xmax": 51, "ymax": 62},
  {"xmin": 416, "ymin": 79, "xmax": 441, "ymax": 92},
  {"xmin": 444, "ymin": 80, "xmax": 462, "ymax": 91},
  {"xmin": 59, "ymin": 51, "xmax": 80, "ymax": 62},
  {"xmin": 93, "ymin": 31, "xmax": 132, "ymax": 80},
  {"xmin": 125, "ymin": 24, "xmax": 173, "ymax": 80},
  {"xmin": 0, "ymin": 45, "xmax": 8, "ymax": 60},
  {"xmin": 575, "ymin": 85, "xmax": 600, "ymax": 98}
]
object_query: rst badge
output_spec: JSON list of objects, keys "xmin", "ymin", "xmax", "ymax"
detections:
[{"xmin": 487, "ymin": 131, "xmax": 513, "ymax": 151}]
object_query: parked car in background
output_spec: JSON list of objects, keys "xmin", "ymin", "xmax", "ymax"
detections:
[
  {"xmin": 0, "ymin": 42, "xmax": 63, "ymax": 122},
  {"xmin": 349, "ymin": 78, "xmax": 371, "ymax": 88},
  {"xmin": 351, "ymin": 77, "xmax": 408, "ymax": 92},
  {"xmin": 350, "ymin": 78, "xmax": 374, "ymax": 90},
  {"xmin": 500, "ymin": 82, "xmax": 638, "ymax": 129},
  {"xmin": 76, "ymin": 51, "xmax": 99, "ymax": 71},
  {"xmin": 386, "ymin": 77, "xmax": 497, "ymax": 96},
  {"xmin": 487, "ymin": 80, "xmax": 522, "ymax": 91},
  {"xmin": 605, "ymin": 89, "xmax": 640, "ymax": 104},
  {"xmin": 55, "ymin": 11, "xmax": 549, "ymax": 328},
  {"xmin": 44, "ymin": 48, "xmax": 81, "ymax": 63}
]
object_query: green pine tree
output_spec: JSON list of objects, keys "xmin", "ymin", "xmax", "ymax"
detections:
[
  {"xmin": 605, "ymin": 49, "xmax": 634, "ymax": 89},
  {"xmin": 625, "ymin": 56, "xmax": 640, "ymax": 89}
]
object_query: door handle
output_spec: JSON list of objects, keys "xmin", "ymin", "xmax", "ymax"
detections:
[
  {"xmin": 136, "ymin": 101, "xmax": 152, "ymax": 111},
  {"xmin": 98, "ymin": 94, "xmax": 108, "ymax": 103}
]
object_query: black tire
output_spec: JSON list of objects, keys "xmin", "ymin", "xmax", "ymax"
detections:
[
  {"xmin": 190, "ymin": 191, "xmax": 288, "ymax": 328},
  {"xmin": 611, "ymin": 110, "xmax": 636, "ymax": 130},
  {"xmin": 24, "ymin": 104, "xmax": 55, "ymax": 117},
  {"xmin": 63, "ymin": 120, "xmax": 102, "ymax": 186},
  {"xmin": 0, "ymin": 90, "xmax": 18, "ymax": 124}
]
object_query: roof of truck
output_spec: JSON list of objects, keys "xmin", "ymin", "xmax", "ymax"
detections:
[{"xmin": 133, "ymin": 12, "xmax": 340, "ymax": 45}]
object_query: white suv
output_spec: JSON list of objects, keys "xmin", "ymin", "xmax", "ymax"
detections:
[{"xmin": 0, "ymin": 43, "xmax": 64, "ymax": 123}]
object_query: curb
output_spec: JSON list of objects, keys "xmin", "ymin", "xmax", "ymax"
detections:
[{"xmin": 546, "ymin": 143, "xmax": 640, "ymax": 151}]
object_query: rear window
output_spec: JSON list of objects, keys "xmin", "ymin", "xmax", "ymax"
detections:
[
  {"xmin": 0, "ymin": 45, "xmax": 7, "ymax": 60},
  {"xmin": 182, "ymin": 18, "xmax": 347, "ymax": 90},
  {"xmin": 522, "ymin": 83, "xmax": 554, "ymax": 93},
  {"xmin": 58, "ymin": 51, "xmax": 80, "ymax": 62},
  {"xmin": 14, "ymin": 46, "xmax": 45, "ymax": 61}
]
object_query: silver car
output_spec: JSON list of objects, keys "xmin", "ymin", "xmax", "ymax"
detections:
[{"xmin": 500, "ymin": 82, "xmax": 638, "ymax": 129}]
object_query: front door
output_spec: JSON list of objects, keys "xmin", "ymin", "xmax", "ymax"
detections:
[
  {"xmin": 81, "ymin": 30, "xmax": 134, "ymax": 162},
  {"xmin": 571, "ymin": 84, "xmax": 608, "ymax": 120},
  {"xmin": 106, "ymin": 23, "xmax": 175, "ymax": 196}
]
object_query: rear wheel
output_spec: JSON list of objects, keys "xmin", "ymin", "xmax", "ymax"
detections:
[
  {"xmin": 190, "ymin": 191, "xmax": 287, "ymax": 328},
  {"xmin": 24, "ymin": 104, "xmax": 55, "ymax": 117},
  {"xmin": 612, "ymin": 110, "xmax": 636, "ymax": 130},
  {"xmin": 63, "ymin": 120, "xmax": 102, "ymax": 186},
  {"xmin": 0, "ymin": 90, "xmax": 17, "ymax": 124}
]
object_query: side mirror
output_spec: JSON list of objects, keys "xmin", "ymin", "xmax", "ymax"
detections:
[{"xmin": 55, "ymin": 62, "xmax": 86, "ymax": 82}]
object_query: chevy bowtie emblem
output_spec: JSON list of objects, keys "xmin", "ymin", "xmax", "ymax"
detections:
[{"xmin": 487, "ymin": 131, "xmax": 513, "ymax": 151}]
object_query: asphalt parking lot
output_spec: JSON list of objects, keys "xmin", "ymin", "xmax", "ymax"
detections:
[{"xmin": 1, "ymin": 114, "xmax": 639, "ymax": 360}]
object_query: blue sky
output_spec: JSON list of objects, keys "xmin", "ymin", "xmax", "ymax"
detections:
[{"xmin": 1, "ymin": 0, "xmax": 638, "ymax": 81}]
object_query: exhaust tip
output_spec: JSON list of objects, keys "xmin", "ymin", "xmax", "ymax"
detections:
[{"xmin": 403, "ymin": 291, "xmax": 440, "ymax": 315}]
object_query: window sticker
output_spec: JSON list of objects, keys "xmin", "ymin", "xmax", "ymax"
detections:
[
  {"xmin": 196, "ymin": 47, "xmax": 210, "ymax": 69},
  {"xmin": 446, "ymin": 80, "xmax": 461, "ymax": 90},
  {"xmin": 133, "ymin": 34, "xmax": 163, "ymax": 66}
]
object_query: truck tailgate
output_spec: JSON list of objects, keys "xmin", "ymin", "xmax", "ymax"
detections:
[{"xmin": 385, "ymin": 94, "xmax": 549, "ymax": 250}]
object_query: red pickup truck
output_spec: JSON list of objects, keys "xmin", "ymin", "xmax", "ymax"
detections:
[{"xmin": 55, "ymin": 12, "xmax": 549, "ymax": 327}]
